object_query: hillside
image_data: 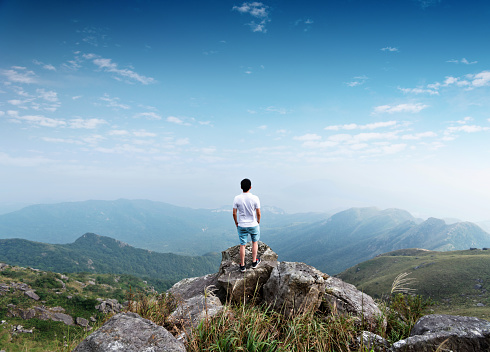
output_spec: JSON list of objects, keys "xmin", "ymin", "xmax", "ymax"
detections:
[
  {"xmin": 337, "ymin": 248, "xmax": 490, "ymax": 319},
  {"xmin": 0, "ymin": 233, "xmax": 220, "ymax": 291},
  {"xmin": 267, "ymin": 207, "xmax": 490, "ymax": 274},
  {"xmin": 0, "ymin": 262, "xmax": 153, "ymax": 351},
  {"xmin": 0, "ymin": 199, "xmax": 328, "ymax": 256}
]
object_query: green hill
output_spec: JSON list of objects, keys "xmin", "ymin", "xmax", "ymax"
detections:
[
  {"xmin": 337, "ymin": 248, "xmax": 490, "ymax": 319},
  {"xmin": 0, "ymin": 233, "xmax": 221, "ymax": 291}
]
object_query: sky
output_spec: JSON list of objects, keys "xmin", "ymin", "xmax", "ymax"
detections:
[{"xmin": 1, "ymin": 0, "xmax": 490, "ymax": 222}]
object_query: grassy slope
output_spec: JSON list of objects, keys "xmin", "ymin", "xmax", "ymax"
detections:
[{"xmin": 337, "ymin": 248, "xmax": 490, "ymax": 319}]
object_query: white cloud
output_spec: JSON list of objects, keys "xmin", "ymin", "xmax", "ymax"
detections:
[
  {"xmin": 37, "ymin": 89, "xmax": 58, "ymax": 102},
  {"xmin": 133, "ymin": 131, "xmax": 157, "ymax": 137},
  {"xmin": 398, "ymin": 87, "xmax": 439, "ymax": 95},
  {"xmin": 266, "ymin": 106, "xmax": 289, "ymax": 114},
  {"xmin": 84, "ymin": 54, "xmax": 156, "ymax": 85},
  {"xmin": 109, "ymin": 130, "xmax": 130, "ymax": 136},
  {"xmin": 100, "ymin": 94, "xmax": 130, "ymax": 110},
  {"xmin": 134, "ymin": 112, "xmax": 162, "ymax": 120},
  {"xmin": 233, "ymin": 2, "xmax": 270, "ymax": 33},
  {"xmin": 372, "ymin": 103, "xmax": 428, "ymax": 114},
  {"xmin": 470, "ymin": 71, "xmax": 490, "ymax": 87},
  {"xmin": 381, "ymin": 47, "xmax": 399, "ymax": 52},
  {"xmin": 446, "ymin": 58, "xmax": 478, "ymax": 65},
  {"xmin": 8, "ymin": 110, "xmax": 66, "ymax": 128},
  {"xmin": 1, "ymin": 67, "xmax": 37, "ymax": 84},
  {"xmin": 325, "ymin": 121, "xmax": 397, "ymax": 131},
  {"xmin": 167, "ymin": 116, "xmax": 191, "ymax": 126},
  {"xmin": 69, "ymin": 118, "xmax": 107, "ymax": 129},
  {"xmin": 446, "ymin": 125, "xmax": 489, "ymax": 134},
  {"xmin": 293, "ymin": 133, "xmax": 322, "ymax": 141},
  {"xmin": 401, "ymin": 131, "xmax": 437, "ymax": 140},
  {"xmin": 175, "ymin": 138, "xmax": 190, "ymax": 145},
  {"xmin": 345, "ymin": 75, "xmax": 368, "ymax": 87}
]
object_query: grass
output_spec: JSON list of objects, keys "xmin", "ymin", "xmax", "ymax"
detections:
[
  {"xmin": 337, "ymin": 249, "xmax": 490, "ymax": 319},
  {"xmin": 123, "ymin": 283, "xmax": 432, "ymax": 352}
]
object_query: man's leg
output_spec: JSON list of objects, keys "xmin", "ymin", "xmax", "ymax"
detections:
[
  {"xmin": 240, "ymin": 244, "xmax": 246, "ymax": 266},
  {"xmin": 251, "ymin": 240, "xmax": 258, "ymax": 263}
]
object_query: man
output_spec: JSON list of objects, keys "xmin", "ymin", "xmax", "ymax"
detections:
[{"xmin": 233, "ymin": 178, "xmax": 261, "ymax": 273}]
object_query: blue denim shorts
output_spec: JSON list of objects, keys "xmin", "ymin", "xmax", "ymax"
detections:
[{"xmin": 237, "ymin": 226, "xmax": 260, "ymax": 245}]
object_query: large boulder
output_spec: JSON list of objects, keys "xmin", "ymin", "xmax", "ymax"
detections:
[
  {"xmin": 168, "ymin": 273, "xmax": 223, "ymax": 302},
  {"xmin": 169, "ymin": 293, "xmax": 223, "ymax": 330},
  {"xmin": 263, "ymin": 261, "xmax": 327, "ymax": 317},
  {"xmin": 322, "ymin": 276, "xmax": 385, "ymax": 331},
  {"xmin": 217, "ymin": 242, "xmax": 278, "ymax": 303},
  {"xmin": 391, "ymin": 314, "xmax": 490, "ymax": 352},
  {"xmin": 73, "ymin": 312, "xmax": 185, "ymax": 352}
]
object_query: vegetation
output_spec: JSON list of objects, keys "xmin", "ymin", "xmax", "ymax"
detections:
[
  {"xmin": 0, "ymin": 263, "xmax": 152, "ymax": 351},
  {"xmin": 0, "ymin": 233, "xmax": 220, "ymax": 291},
  {"xmin": 338, "ymin": 248, "xmax": 490, "ymax": 319},
  {"xmin": 126, "ymin": 286, "xmax": 432, "ymax": 351}
]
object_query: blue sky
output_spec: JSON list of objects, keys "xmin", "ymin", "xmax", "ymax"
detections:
[{"xmin": 1, "ymin": 0, "xmax": 490, "ymax": 222}]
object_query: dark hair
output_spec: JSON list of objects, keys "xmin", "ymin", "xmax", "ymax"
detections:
[{"xmin": 241, "ymin": 178, "xmax": 251, "ymax": 192}]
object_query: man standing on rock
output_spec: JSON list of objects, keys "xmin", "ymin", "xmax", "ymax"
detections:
[{"xmin": 233, "ymin": 178, "xmax": 261, "ymax": 273}]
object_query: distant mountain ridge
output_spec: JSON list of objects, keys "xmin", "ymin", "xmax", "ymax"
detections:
[
  {"xmin": 0, "ymin": 199, "xmax": 328, "ymax": 255},
  {"xmin": 0, "ymin": 233, "xmax": 220, "ymax": 291},
  {"xmin": 0, "ymin": 200, "xmax": 488, "ymax": 276},
  {"xmin": 266, "ymin": 207, "xmax": 490, "ymax": 274}
]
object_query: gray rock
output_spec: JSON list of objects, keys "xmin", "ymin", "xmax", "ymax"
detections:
[
  {"xmin": 51, "ymin": 312, "xmax": 74, "ymax": 325},
  {"xmin": 322, "ymin": 276, "xmax": 385, "ymax": 331},
  {"xmin": 95, "ymin": 298, "xmax": 123, "ymax": 314},
  {"xmin": 217, "ymin": 242, "xmax": 278, "ymax": 303},
  {"xmin": 73, "ymin": 312, "xmax": 185, "ymax": 352},
  {"xmin": 76, "ymin": 317, "xmax": 90, "ymax": 328},
  {"xmin": 358, "ymin": 331, "xmax": 390, "ymax": 352},
  {"xmin": 24, "ymin": 290, "xmax": 40, "ymax": 301},
  {"xmin": 169, "ymin": 293, "xmax": 223, "ymax": 330},
  {"xmin": 168, "ymin": 273, "xmax": 222, "ymax": 301},
  {"xmin": 263, "ymin": 261, "xmax": 327, "ymax": 317},
  {"xmin": 392, "ymin": 314, "xmax": 490, "ymax": 352}
]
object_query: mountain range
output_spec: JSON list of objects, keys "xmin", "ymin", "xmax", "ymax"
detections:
[{"xmin": 1, "ymin": 199, "xmax": 489, "ymax": 275}]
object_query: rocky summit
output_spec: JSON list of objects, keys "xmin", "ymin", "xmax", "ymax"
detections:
[{"xmin": 74, "ymin": 242, "xmax": 490, "ymax": 351}]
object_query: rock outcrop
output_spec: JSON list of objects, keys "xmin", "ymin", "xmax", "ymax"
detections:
[
  {"xmin": 217, "ymin": 241, "xmax": 278, "ymax": 303},
  {"xmin": 263, "ymin": 261, "xmax": 327, "ymax": 317},
  {"xmin": 322, "ymin": 276, "xmax": 385, "ymax": 330},
  {"xmin": 73, "ymin": 312, "xmax": 185, "ymax": 352},
  {"xmin": 391, "ymin": 314, "xmax": 490, "ymax": 351}
]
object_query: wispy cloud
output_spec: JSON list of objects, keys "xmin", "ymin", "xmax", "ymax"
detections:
[
  {"xmin": 99, "ymin": 94, "xmax": 130, "ymax": 110},
  {"xmin": 69, "ymin": 118, "xmax": 107, "ymax": 129},
  {"xmin": 83, "ymin": 53, "xmax": 156, "ymax": 84},
  {"xmin": 0, "ymin": 152, "xmax": 55, "ymax": 167},
  {"xmin": 381, "ymin": 47, "xmax": 399, "ymax": 52},
  {"xmin": 167, "ymin": 116, "xmax": 191, "ymax": 126},
  {"xmin": 266, "ymin": 106, "xmax": 289, "ymax": 114},
  {"xmin": 415, "ymin": 0, "xmax": 442, "ymax": 9},
  {"xmin": 447, "ymin": 58, "xmax": 478, "ymax": 65},
  {"xmin": 233, "ymin": 2, "xmax": 270, "ymax": 33},
  {"xmin": 372, "ymin": 103, "xmax": 428, "ymax": 114},
  {"xmin": 325, "ymin": 121, "xmax": 398, "ymax": 131},
  {"xmin": 133, "ymin": 112, "xmax": 162, "ymax": 120},
  {"xmin": 33, "ymin": 59, "xmax": 56, "ymax": 71},
  {"xmin": 1, "ymin": 67, "xmax": 37, "ymax": 84},
  {"xmin": 345, "ymin": 75, "xmax": 368, "ymax": 87},
  {"xmin": 7, "ymin": 110, "xmax": 66, "ymax": 128},
  {"xmin": 398, "ymin": 87, "xmax": 439, "ymax": 95}
]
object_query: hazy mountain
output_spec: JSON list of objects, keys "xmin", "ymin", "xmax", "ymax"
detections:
[
  {"xmin": 0, "ymin": 199, "xmax": 328, "ymax": 255},
  {"xmin": 0, "ymin": 233, "xmax": 220, "ymax": 290},
  {"xmin": 267, "ymin": 207, "xmax": 490, "ymax": 275}
]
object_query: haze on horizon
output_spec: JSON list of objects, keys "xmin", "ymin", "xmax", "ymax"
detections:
[{"xmin": 1, "ymin": 0, "xmax": 490, "ymax": 223}]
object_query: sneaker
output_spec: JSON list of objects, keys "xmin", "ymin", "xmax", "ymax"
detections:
[
  {"xmin": 240, "ymin": 264, "xmax": 246, "ymax": 273},
  {"xmin": 252, "ymin": 258, "xmax": 261, "ymax": 269}
]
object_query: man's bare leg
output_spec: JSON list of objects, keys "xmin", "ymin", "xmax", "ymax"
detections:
[
  {"xmin": 240, "ymin": 244, "xmax": 246, "ymax": 266},
  {"xmin": 252, "ymin": 241, "xmax": 258, "ymax": 263}
]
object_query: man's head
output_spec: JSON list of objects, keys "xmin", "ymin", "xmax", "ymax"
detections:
[{"xmin": 240, "ymin": 178, "xmax": 251, "ymax": 192}]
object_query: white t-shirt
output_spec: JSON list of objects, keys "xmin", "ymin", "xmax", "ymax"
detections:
[{"xmin": 233, "ymin": 192, "xmax": 261, "ymax": 227}]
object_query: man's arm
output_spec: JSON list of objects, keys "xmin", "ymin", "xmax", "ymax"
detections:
[
  {"xmin": 256, "ymin": 208, "xmax": 261, "ymax": 224},
  {"xmin": 233, "ymin": 208, "xmax": 238, "ymax": 227}
]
